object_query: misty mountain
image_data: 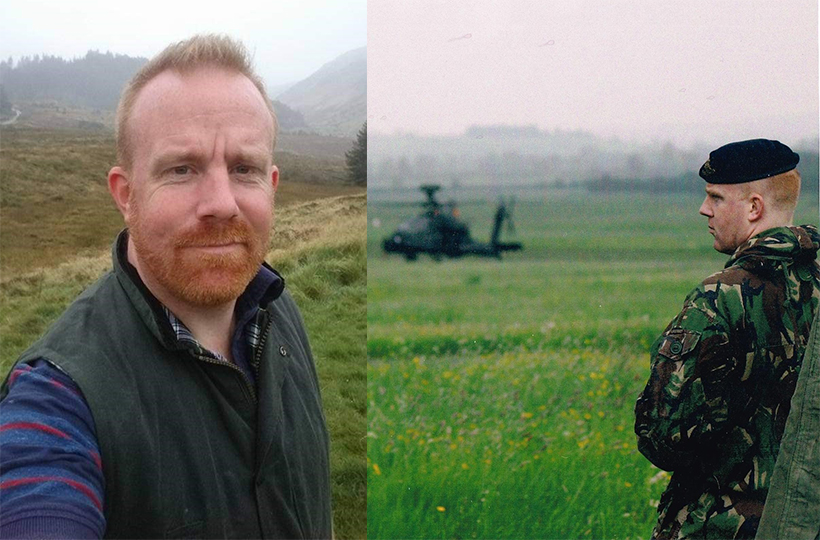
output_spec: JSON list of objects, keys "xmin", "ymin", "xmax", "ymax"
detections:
[
  {"xmin": 276, "ymin": 47, "xmax": 366, "ymax": 138},
  {"xmin": 0, "ymin": 48, "xmax": 362, "ymax": 135}
]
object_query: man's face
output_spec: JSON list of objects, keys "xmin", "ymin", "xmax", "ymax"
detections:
[
  {"xmin": 118, "ymin": 67, "xmax": 278, "ymax": 307},
  {"xmin": 698, "ymin": 183, "xmax": 752, "ymax": 254}
]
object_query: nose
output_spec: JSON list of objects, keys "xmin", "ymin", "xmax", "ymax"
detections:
[
  {"xmin": 196, "ymin": 167, "xmax": 239, "ymax": 221},
  {"xmin": 699, "ymin": 197, "xmax": 711, "ymax": 218}
]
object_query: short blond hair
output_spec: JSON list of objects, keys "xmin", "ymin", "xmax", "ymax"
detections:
[{"xmin": 116, "ymin": 34, "xmax": 277, "ymax": 168}]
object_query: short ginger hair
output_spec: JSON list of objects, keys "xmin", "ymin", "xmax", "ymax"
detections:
[
  {"xmin": 116, "ymin": 34, "xmax": 277, "ymax": 169},
  {"xmin": 743, "ymin": 168, "xmax": 802, "ymax": 217}
]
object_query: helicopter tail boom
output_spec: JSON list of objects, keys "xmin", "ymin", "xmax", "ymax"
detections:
[{"xmin": 490, "ymin": 200, "xmax": 519, "ymax": 252}]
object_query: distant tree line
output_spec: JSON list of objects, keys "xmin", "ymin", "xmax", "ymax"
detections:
[
  {"xmin": 584, "ymin": 150, "xmax": 819, "ymax": 196},
  {"xmin": 1, "ymin": 51, "xmax": 147, "ymax": 110},
  {"xmin": 370, "ymin": 134, "xmax": 818, "ymax": 197},
  {"xmin": 371, "ymin": 146, "xmax": 702, "ymax": 189},
  {"xmin": 465, "ymin": 124, "xmax": 545, "ymax": 138}
]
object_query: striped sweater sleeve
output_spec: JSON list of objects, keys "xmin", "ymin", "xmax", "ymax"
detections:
[{"xmin": 0, "ymin": 359, "xmax": 106, "ymax": 539}]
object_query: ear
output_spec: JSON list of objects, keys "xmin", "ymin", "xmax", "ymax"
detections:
[
  {"xmin": 748, "ymin": 192, "xmax": 764, "ymax": 222},
  {"xmin": 108, "ymin": 166, "xmax": 133, "ymax": 222},
  {"xmin": 270, "ymin": 165, "xmax": 280, "ymax": 193}
]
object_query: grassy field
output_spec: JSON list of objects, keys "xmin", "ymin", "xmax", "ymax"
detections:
[
  {"xmin": 366, "ymin": 190, "xmax": 818, "ymax": 539},
  {"xmin": 0, "ymin": 127, "xmax": 366, "ymax": 539}
]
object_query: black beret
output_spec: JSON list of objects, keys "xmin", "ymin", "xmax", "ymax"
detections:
[{"xmin": 699, "ymin": 139, "xmax": 799, "ymax": 184}]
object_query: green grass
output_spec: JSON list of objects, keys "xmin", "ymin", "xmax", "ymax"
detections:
[
  {"xmin": 366, "ymin": 191, "xmax": 818, "ymax": 539},
  {"xmin": 278, "ymin": 202, "xmax": 367, "ymax": 538}
]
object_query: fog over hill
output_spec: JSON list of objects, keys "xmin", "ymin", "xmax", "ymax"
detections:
[{"xmin": 0, "ymin": 47, "xmax": 365, "ymax": 137}]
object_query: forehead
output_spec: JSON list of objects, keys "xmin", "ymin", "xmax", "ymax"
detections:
[
  {"xmin": 705, "ymin": 182, "xmax": 742, "ymax": 198},
  {"xmin": 129, "ymin": 67, "xmax": 273, "ymax": 144}
]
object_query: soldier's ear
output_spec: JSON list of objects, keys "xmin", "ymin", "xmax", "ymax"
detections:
[{"xmin": 748, "ymin": 192, "xmax": 764, "ymax": 222}]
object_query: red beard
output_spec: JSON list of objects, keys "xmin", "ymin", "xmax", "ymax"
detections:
[{"xmin": 129, "ymin": 206, "xmax": 268, "ymax": 307}]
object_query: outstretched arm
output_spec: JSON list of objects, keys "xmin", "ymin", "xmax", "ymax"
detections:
[{"xmin": 1, "ymin": 359, "xmax": 106, "ymax": 539}]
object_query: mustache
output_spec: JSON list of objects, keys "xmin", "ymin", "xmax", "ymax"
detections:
[{"xmin": 172, "ymin": 220, "xmax": 255, "ymax": 248}]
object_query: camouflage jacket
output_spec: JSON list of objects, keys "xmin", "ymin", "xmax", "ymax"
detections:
[{"xmin": 635, "ymin": 225, "xmax": 820, "ymax": 539}]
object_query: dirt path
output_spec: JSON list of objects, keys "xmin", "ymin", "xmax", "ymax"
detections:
[{"xmin": 0, "ymin": 108, "xmax": 21, "ymax": 126}]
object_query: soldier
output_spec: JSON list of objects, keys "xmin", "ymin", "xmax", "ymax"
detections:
[{"xmin": 635, "ymin": 138, "xmax": 820, "ymax": 539}]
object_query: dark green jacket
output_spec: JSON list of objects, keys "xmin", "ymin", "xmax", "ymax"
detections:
[
  {"xmin": 636, "ymin": 226, "xmax": 820, "ymax": 539},
  {"xmin": 2, "ymin": 233, "xmax": 332, "ymax": 539}
]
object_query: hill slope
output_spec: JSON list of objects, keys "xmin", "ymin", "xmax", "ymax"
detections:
[{"xmin": 277, "ymin": 47, "xmax": 366, "ymax": 138}]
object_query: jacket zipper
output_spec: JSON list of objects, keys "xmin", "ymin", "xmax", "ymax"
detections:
[
  {"xmin": 188, "ymin": 349, "xmax": 258, "ymax": 404},
  {"xmin": 187, "ymin": 307, "xmax": 274, "ymax": 404},
  {"xmin": 251, "ymin": 309, "xmax": 274, "ymax": 375}
]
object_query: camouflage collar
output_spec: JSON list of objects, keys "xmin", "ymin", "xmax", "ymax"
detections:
[{"xmin": 727, "ymin": 225, "xmax": 820, "ymax": 269}]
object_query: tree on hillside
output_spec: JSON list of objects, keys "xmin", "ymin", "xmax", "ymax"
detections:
[
  {"xmin": 346, "ymin": 122, "xmax": 366, "ymax": 185},
  {"xmin": 0, "ymin": 84, "xmax": 12, "ymax": 115}
]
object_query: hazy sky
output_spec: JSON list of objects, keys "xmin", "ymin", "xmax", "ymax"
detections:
[
  {"xmin": 368, "ymin": 0, "xmax": 818, "ymax": 147},
  {"xmin": 1, "ymin": 0, "xmax": 366, "ymax": 91}
]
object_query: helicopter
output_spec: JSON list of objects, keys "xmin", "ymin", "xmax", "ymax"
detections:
[{"xmin": 381, "ymin": 184, "xmax": 523, "ymax": 261}]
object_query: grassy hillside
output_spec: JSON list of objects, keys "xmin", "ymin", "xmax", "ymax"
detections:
[
  {"xmin": 0, "ymin": 127, "xmax": 366, "ymax": 539},
  {"xmin": 0, "ymin": 127, "xmax": 360, "ymax": 277}
]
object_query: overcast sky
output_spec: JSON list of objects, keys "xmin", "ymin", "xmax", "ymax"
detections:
[
  {"xmin": 368, "ymin": 0, "xmax": 818, "ymax": 147},
  {"xmin": 1, "ymin": 0, "xmax": 366, "ymax": 92}
]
